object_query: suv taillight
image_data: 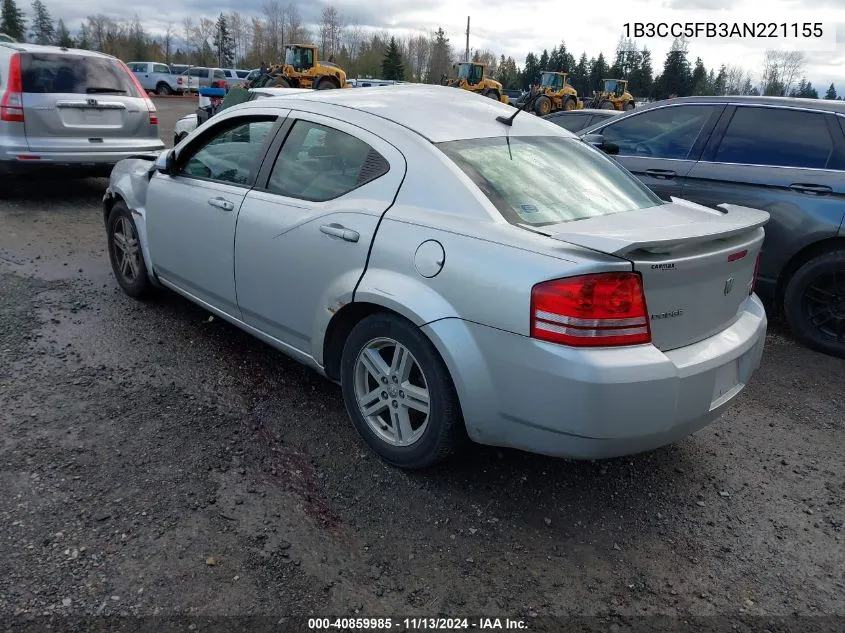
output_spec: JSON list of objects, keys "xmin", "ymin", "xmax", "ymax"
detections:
[
  {"xmin": 531, "ymin": 272, "xmax": 651, "ymax": 347},
  {"xmin": 119, "ymin": 60, "xmax": 158, "ymax": 125},
  {"xmin": 750, "ymin": 253, "xmax": 761, "ymax": 295},
  {"xmin": 1, "ymin": 53, "xmax": 24, "ymax": 123}
]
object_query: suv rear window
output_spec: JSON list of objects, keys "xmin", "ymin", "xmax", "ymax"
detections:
[
  {"xmin": 438, "ymin": 135, "xmax": 663, "ymax": 227},
  {"xmin": 20, "ymin": 53, "xmax": 141, "ymax": 96}
]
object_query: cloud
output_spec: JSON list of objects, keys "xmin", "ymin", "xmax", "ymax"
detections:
[{"xmin": 42, "ymin": 0, "xmax": 844, "ymax": 94}]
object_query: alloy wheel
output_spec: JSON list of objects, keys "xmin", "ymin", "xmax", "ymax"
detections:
[
  {"xmin": 112, "ymin": 216, "xmax": 141, "ymax": 283},
  {"xmin": 353, "ymin": 337, "xmax": 431, "ymax": 447},
  {"xmin": 802, "ymin": 269, "xmax": 845, "ymax": 343}
]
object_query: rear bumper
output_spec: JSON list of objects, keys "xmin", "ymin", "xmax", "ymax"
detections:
[
  {"xmin": 423, "ymin": 294, "xmax": 767, "ymax": 459},
  {"xmin": 0, "ymin": 144, "xmax": 165, "ymax": 169}
]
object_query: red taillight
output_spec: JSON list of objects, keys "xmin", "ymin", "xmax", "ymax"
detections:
[
  {"xmin": 119, "ymin": 59, "xmax": 158, "ymax": 125},
  {"xmin": 531, "ymin": 272, "xmax": 651, "ymax": 347},
  {"xmin": 750, "ymin": 253, "xmax": 761, "ymax": 295},
  {"xmin": 1, "ymin": 53, "xmax": 24, "ymax": 122}
]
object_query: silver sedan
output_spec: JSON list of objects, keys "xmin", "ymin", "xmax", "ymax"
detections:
[{"xmin": 102, "ymin": 85, "xmax": 769, "ymax": 469}]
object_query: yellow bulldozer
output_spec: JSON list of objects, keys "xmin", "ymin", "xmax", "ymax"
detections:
[
  {"xmin": 251, "ymin": 44, "xmax": 350, "ymax": 90},
  {"xmin": 529, "ymin": 71, "xmax": 583, "ymax": 116},
  {"xmin": 444, "ymin": 62, "xmax": 509, "ymax": 104},
  {"xmin": 590, "ymin": 79, "xmax": 636, "ymax": 111}
]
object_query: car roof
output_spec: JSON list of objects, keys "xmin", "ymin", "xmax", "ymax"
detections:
[
  {"xmin": 644, "ymin": 94, "xmax": 845, "ymax": 114},
  {"xmin": 546, "ymin": 109, "xmax": 621, "ymax": 116},
  {"xmin": 243, "ymin": 84, "xmax": 575, "ymax": 143},
  {"xmin": 251, "ymin": 87, "xmax": 311, "ymax": 95},
  {"xmin": 0, "ymin": 42, "xmax": 117, "ymax": 59}
]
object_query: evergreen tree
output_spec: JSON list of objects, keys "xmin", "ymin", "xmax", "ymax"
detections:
[
  {"xmin": 570, "ymin": 52, "xmax": 589, "ymax": 95},
  {"xmin": 381, "ymin": 36, "xmax": 404, "ymax": 80},
  {"xmin": 690, "ymin": 57, "xmax": 708, "ymax": 95},
  {"xmin": 522, "ymin": 52, "xmax": 540, "ymax": 89},
  {"xmin": 29, "ymin": 0, "xmax": 54, "ymax": 44},
  {"xmin": 588, "ymin": 52, "xmax": 609, "ymax": 93},
  {"xmin": 213, "ymin": 13, "xmax": 234, "ymax": 67},
  {"xmin": 426, "ymin": 27, "xmax": 452, "ymax": 84},
  {"xmin": 824, "ymin": 83, "xmax": 837, "ymax": 100},
  {"xmin": 538, "ymin": 49, "xmax": 549, "ymax": 71},
  {"xmin": 55, "ymin": 18, "xmax": 72, "ymax": 47},
  {"xmin": 0, "ymin": 0, "xmax": 26, "ymax": 41},
  {"xmin": 628, "ymin": 47, "xmax": 653, "ymax": 98},
  {"xmin": 75, "ymin": 23, "xmax": 90, "ymax": 49},
  {"xmin": 713, "ymin": 65, "xmax": 727, "ymax": 95},
  {"xmin": 658, "ymin": 39, "xmax": 692, "ymax": 98}
]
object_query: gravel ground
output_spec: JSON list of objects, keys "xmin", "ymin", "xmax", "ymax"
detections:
[{"xmin": 0, "ymin": 106, "xmax": 843, "ymax": 630}]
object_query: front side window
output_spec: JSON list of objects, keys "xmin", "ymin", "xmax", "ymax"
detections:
[
  {"xmin": 180, "ymin": 117, "xmax": 276, "ymax": 185},
  {"xmin": 213, "ymin": 69, "xmax": 226, "ymax": 79},
  {"xmin": 128, "ymin": 62, "xmax": 146, "ymax": 72},
  {"xmin": 187, "ymin": 68, "xmax": 203, "ymax": 77},
  {"xmin": 438, "ymin": 135, "xmax": 663, "ymax": 227},
  {"xmin": 600, "ymin": 105, "xmax": 717, "ymax": 160},
  {"xmin": 714, "ymin": 107, "xmax": 833, "ymax": 169},
  {"xmin": 266, "ymin": 120, "xmax": 389, "ymax": 201}
]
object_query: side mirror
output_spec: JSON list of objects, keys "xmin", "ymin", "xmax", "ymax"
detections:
[
  {"xmin": 582, "ymin": 133, "xmax": 619, "ymax": 155},
  {"xmin": 156, "ymin": 149, "xmax": 175, "ymax": 175}
]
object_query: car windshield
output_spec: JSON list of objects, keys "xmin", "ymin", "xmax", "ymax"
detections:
[
  {"xmin": 456, "ymin": 64, "xmax": 471, "ymax": 80},
  {"xmin": 438, "ymin": 136, "xmax": 663, "ymax": 227}
]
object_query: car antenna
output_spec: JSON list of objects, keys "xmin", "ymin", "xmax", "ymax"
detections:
[{"xmin": 496, "ymin": 91, "xmax": 540, "ymax": 127}]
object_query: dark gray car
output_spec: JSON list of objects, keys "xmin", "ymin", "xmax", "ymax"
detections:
[
  {"xmin": 543, "ymin": 108, "xmax": 622, "ymax": 132},
  {"xmin": 580, "ymin": 96, "xmax": 845, "ymax": 357}
]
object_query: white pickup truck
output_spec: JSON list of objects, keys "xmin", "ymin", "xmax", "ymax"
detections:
[
  {"xmin": 128, "ymin": 61, "xmax": 182, "ymax": 95},
  {"xmin": 179, "ymin": 67, "xmax": 245, "ymax": 92}
]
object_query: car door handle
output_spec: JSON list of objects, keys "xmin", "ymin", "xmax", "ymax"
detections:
[
  {"xmin": 645, "ymin": 169, "xmax": 676, "ymax": 179},
  {"xmin": 320, "ymin": 223, "xmax": 359, "ymax": 242},
  {"xmin": 789, "ymin": 183, "xmax": 832, "ymax": 195},
  {"xmin": 207, "ymin": 197, "xmax": 234, "ymax": 211}
]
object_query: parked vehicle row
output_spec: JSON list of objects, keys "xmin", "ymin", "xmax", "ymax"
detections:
[
  {"xmin": 128, "ymin": 61, "xmax": 251, "ymax": 95},
  {"xmin": 103, "ymin": 85, "xmax": 769, "ymax": 470}
]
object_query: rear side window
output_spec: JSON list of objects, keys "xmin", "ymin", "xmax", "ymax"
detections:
[
  {"xmin": 187, "ymin": 68, "xmax": 203, "ymax": 77},
  {"xmin": 715, "ymin": 106, "xmax": 833, "ymax": 169},
  {"xmin": 20, "ymin": 54, "xmax": 142, "ymax": 96},
  {"xmin": 236, "ymin": 70, "xmax": 249, "ymax": 78},
  {"xmin": 600, "ymin": 105, "xmax": 717, "ymax": 160},
  {"xmin": 153, "ymin": 64, "xmax": 169, "ymax": 74},
  {"xmin": 547, "ymin": 113, "xmax": 588, "ymax": 132},
  {"xmin": 438, "ymin": 135, "xmax": 663, "ymax": 227},
  {"xmin": 266, "ymin": 120, "xmax": 390, "ymax": 201}
]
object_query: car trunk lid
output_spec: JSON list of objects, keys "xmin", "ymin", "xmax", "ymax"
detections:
[
  {"xmin": 537, "ymin": 198, "xmax": 769, "ymax": 351},
  {"xmin": 20, "ymin": 52, "xmax": 156, "ymax": 153}
]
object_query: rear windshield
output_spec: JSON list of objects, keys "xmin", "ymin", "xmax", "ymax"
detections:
[
  {"xmin": 438, "ymin": 135, "xmax": 662, "ymax": 227},
  {"xmin": 21, "ymin": 53, "xmax": 141, "ymax": 96}
]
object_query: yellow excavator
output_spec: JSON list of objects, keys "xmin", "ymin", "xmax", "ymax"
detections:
[
  {"xmin": 590, "ymin": 79, "xmax": 636, "ymax": 110},
  {"xmin": 445, "ymin": 62, "xmax": 509, "ymax": 104},
  {"xmin": 528, "ymin": 71, "xmax": 583, "ymax": 116},
  {"xmin": 251, "ymin": 44, "xmax": 350, "ymax": 90}
]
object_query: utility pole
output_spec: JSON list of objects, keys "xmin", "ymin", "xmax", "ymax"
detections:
[{"xmin": 465, "ymin": 16, "xmax": 470, "ymax": 62}]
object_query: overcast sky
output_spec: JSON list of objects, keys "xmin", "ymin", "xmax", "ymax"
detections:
[{"xmin": 46, "ymin": 0, "xmax": 844, "ymax": 93}]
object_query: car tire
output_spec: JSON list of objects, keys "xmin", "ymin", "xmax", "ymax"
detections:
[
  {"xmin": 483, "ymin": 89, "xmax": 500, "ymax": 100},
  {"xmin": 315, "ymin": 78, "xmax": 337, "ymax": 89},
  {"xmin": 624, "ymin": 101, "xmax": 635, "ymax": 110},
  {"xmin": 274, "ymin": 76, "xmax": 292, "ymax": 88},
  {"xmin": 107, "ymin": 202, "xmax": 154, "ymax": 299},
  {"xmin": 156, "ymin": 83, "xmax": 173, "ymax": 96},
  {"xmin": 783, "ymin": 249, "xmax": 845, "ymax": 358},
  {"xmin": 340, "ymin": 313, "xmax": 466, "ymax": 469}
]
